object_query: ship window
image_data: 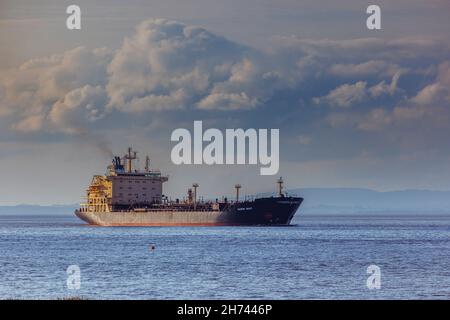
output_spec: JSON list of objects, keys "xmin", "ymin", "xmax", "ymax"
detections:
[
  {"xmin": 143, "ymin": 194, "xmax": 146, "ymax": 197},
  {"xmin": 152, "ymin": 187, "xmax": 155, "ymax": 190},
  {"xmin": 143, "ymin": 187, "xmax": 147, "ymax": 190}
]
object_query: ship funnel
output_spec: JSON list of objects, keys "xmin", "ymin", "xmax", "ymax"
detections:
[{"xmin": 113, "ymin": 156, "xmax": 124, "ymax": 171}]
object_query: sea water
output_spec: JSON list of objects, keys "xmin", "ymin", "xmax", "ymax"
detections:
[{"xmin": 0, "ymin": 214, "xmax": 449, "ymax": 299}]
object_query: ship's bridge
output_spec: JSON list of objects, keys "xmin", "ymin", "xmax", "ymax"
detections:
[{"xmin": 81, "ymin": 147, "xmax": 168, "ymax": 213}]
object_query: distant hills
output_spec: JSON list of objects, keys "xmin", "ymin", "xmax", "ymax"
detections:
[
  {"xmin": 0, "ymin": 204, "xmax": 77, "ymax": 215},
  {"xmin": 287, "ymin": 188, "xmax": 450, "ymax": 215},
  {"xmin": 1, "ymin": 188, "xmax": 450, "ymax": 215}
]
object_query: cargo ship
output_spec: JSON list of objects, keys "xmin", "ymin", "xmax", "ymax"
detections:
[{"xmin": 75, "ymin": 147, "xmax": 303, "ymax": 226}]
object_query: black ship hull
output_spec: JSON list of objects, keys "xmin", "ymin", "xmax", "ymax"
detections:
[
  {"xmin": 75, "ymin": 196, "xmax": 303, "ymax": 226},
  {"xmin": 220, "ymin": 196, "xmax": 303, "ymax": 225}
]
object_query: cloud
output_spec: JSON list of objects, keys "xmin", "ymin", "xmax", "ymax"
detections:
[
  {"xmin": 369, "ymin": 72, "xmax": 401, "ymax": 97},
  {"xmin": 0, "ymin": 18, "xmax": 450, "ymax": 158},
  {"xmin": 0, "ymin": 19, "xmax": 276, "ymax": 137},
  {"xmin": 48, "ymin": 85, "xmax": 108, "ymax": 134},
  {"xmin": 356, "ymin": 62, "xmax": 450, "ymax": 132},
  {"xmin": 411, "ymin": 83, "xmax": 445, "ymax": 105},
  {"xmin": 314, "ymin": 81, "xmax": 368, "ymax": 108},
  {"xmin": 411, "ymin": 62, "xmax": 450, "ymax": 105},
  {"xmin": 273, "ymin": 37, "xmax": 450, "ymax": 63},
  {"xmin": 0, "ymin": 46, "xmax": 112, "ymax": 133},
  {"xmin": 12, "ymin": 114, "xmax": 45, "ymax": 133},
  {"xmin": 357, "ymin": 103, "xmax": 450, "ymax": 132},
  {"xmin": 106, "ymin": 19, "xmax": 263, "ymax": 112},
  {"xmin": 197, "ymin": 92, "xmax": 259, "ymax": 110},
  {"xmin": 313, "ymin": 73, "xmax": 400, "ymax": 107},
  {"xmin": 329, "ymin": 60, "xmax": 403, "ymax": 78}
]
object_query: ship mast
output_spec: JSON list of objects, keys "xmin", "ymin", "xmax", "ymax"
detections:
[
  {"xmin": 124, "ymin": 147, "xmax": 137, "ymax": 173},
  {"xmin": 145, "ymin": 155, "xmax": 150, "ymax": 172},
  {"xmin": 235, "ymin": 184, "xmax": 241, "ymax": 202},
  {"xmin": 277, "ymin": 177, "xmax": 284, "ymax": 197},
  {"xmin": 192, "ymin": 183, "xmax": 199, "ymax": 210}
]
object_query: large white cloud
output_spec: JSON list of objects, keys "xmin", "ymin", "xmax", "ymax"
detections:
[
  {"xmin": 106, "ymin": 19, "xmax": 265, "ymax": 112},
  {"xmin": 0, "ymin": 46, "xmax": 111, "ymax": 133},
  {"xmin": 0, "ymin": 18, "xmax": 450, "ymax": 141}
]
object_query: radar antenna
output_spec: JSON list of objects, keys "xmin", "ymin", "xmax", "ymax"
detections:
[{"xmin": 124, "ymin": 147, "xmax": 137, "ymax": 173}]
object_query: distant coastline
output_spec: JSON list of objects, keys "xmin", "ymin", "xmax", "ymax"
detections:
[
  {"xmin": 0, "ymin": 204, "xmax": 77, "ymax": 215},
  {"xmin": 2, "ymin": 188, "xmax": 450, "ymax": 216}
]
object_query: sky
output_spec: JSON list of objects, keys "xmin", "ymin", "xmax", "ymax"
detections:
[{"xmin": 1, "ymin": 0, "xmax": 450, "ymax": 205}]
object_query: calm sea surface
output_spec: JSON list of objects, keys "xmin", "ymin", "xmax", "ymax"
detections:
[{"xmin": 0, "ymin": 214, "xmax": 449, "ymax": 299}]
